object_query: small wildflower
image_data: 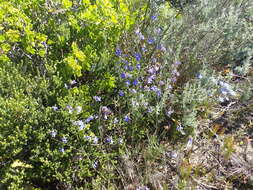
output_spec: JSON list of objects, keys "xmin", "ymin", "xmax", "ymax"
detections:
[
  {"xmin": 174, "ymin": 61, "xmax": 181, "ymax": 65},
  {"xmin": 59, "ymin": 148, "xmax": 65, "ymax": 153},
  {"xmin": 125, "ymin": 80, "xmax": 131, "ymax": 86},
  {"xmin": 176, "ymin": 124, "xmax": 185, "ymax": 135},
  {"xmin": 124, "ymin": 115, "xmax": 131, "ymax": 122},
  {"xmin": 147, "ymin": 75, "xmax": 155, "ymax": 84},
  {"xmin": 133, "ymin": 79, "xmax": 138, "ymax": 86},
  {"xmin": 113, "ymin": 118, "xmax": 119, "ymax": 124},
  {"xmin": 52, "ymin": 106, "xmax": 58, "ymax": 111},
  {"xmin": 119, "ymin": 90, "xmax": 124, "ymax": 96},
  {"xmin": 134, "ymin": 53, "xmax": 141, "ymax": 62},
  {"xmin": 105, "ymin": 137, "xmax": 113, "ymax": 144},
  {"xmin": 73, "ymin": 120, "xmax": 85, "ymax": 130},
  {"xmin": 84, "ymin": 136, "xmax": 91, "ymax": 141},
  {"xmin": 118, "ymin": 138, "xmax": 123, "ymax": 144},
  {"xmin": 136, "ymin": 64, "xmax": 141, "ymax": 70},
  {"xmin": 101, "ymin": 106, "xmax": 112, "ymax": 119},
  {"xmin": 66, "ymin": 105, "xmax": 74, "ymax": 113},
  {"xmin": 93, "ymin": 136, "xmax": 99, "ymax": 144},
  {"xmin": 120, "ymin": 73, "xmax": 126, "ymax": 79},
  {"xmin": 70, "ymin": 80, "xmax": 77, "ymax": 85},
  {"xmin": 76, "ymin": 106, "xmax": 82, "ymax": 113},
  {"xmin": 150, "ymin": 85, "xmax": 158, "ymax": 92},
  {"xmin": 62, "ymin": 137, "xmax": 68, "ymax": 143},
  {"xmin": 115, "ymin": 48, "xmax": 121, "ymax": 56},
  {"xmin": 85, "ymin": 115, "xmax": 94, "ymax": 123},
  {"xmin": 147, "ymin": 107, "xmax": 153, "ymax": 113},
  {"xmin": 148, "ymin": 38, "xmax": 155, "ymax": 44},
  {"xmin": 93, "ymin": 96, "xmax": 101, "ymax": 102},
  {"xmin": 130, "ymin": 89, "xmax": 137, "ymax": 94},
  {"xmin": 93, "ymin": 161, "xmax": 98, "ymax": 168},
  {"xmin": 128, "ymin": 65, "xmax": 134, "ymax": 71},
  {"xmin": 124, "ymin": 65, "xmax": 128, "ymax": 70},
  {"xmin": 50, "ymin": 130, "xmax": 57, "ymax": 137},
  {"xmin": 196, "ymin": 73, "xmax": 203, "ymax": 79},
  {"xmin": 151, "ymin": 15, "xmax": 157, "ymax": 20},
  {"xmin": 148, "ymin": 67, "xmax": 156, "ymax": 74},
  {"xmin": 159, "ymin": 80, "xmax": 165, "ymax": 86}
]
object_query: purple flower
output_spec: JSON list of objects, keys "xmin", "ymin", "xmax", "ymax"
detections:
[
  {"xmin": 136, "ymin": 64, "xmax": 141, "ymax": 70},
  {"xmin": 70, "ymin": 80, "xmax": 77, "ymax": 85},
  {"xmin": 150, "ymin": 85, "xmax": 158, "ymax": 92},
  {"xmin": 85, "ymin": 115, "xmax": 94, "ymax": 123},
  {"xmin": 93, "ymin": 136, "xmax": 99, "ymax": 144},
  {"xmin": 151, "ymin": 15, "xmax": 157, "ymax": 20},
  {"xmin": 125, "ymin": 80, "xmax": 131, "ymax": 86},
  {"xmin": 76, "ymin": 106, "xmax": 82, "ymax": 113},
  {"xmin": 85, "ymin": 136, "xmax": 91, "ymax": 140},
  {"xmin": 148, "ymin": 38, "xmax": 155, "ymax": 44},
  {"xmin": 105, "ymin": 137, "xmax": 113, "ymax": 144},
  {"xmin": 52, "ymin": 106, "xmax": 58, "ymax": 111},
  {"xmin": 115, "ymin": 48, "xmax": 121, "ymax": 56},
  {"xmin": 148, "ymin": 67, "xmax": 156, "ymax": 74},
  {"xmin": 134, "ymin": 53, "xmax": 141, "ymax": 62},
  {"xmin": 159, "ymin": 80, "xmax": 165, "ymax": 86},
  {"xmin": 128, "ymin": 65, "xmax": 133, "ymax": 71},
  {"xmin": 174, "ymin": 61, "xmax": 181, "ymax": 66},
  {"xmin": 93, "ymin": 161, "xmax": 98, "ymax": 168},
  {"xmin": 59, "ymin": 148, "xmax": 65, "ymax": 153},
  {"xmin": 147, "ymin": 75, "xmax": 155, "ymax": 84},
  {"xmin": 119, "ymin": 90, "xmax": 124, "ymax": 96},
  {"xmin": 133, "ymin": 79, "xmax": 138, "ymax": 86},
  {"xmin": 120, "ymin": 73, "xmax": 126, "ymax": 79},
  {"xmin": 113, "ymin": 118, "xmax": 119, "ymax": 124},
  {"xmin": 156, "ymin": 90, "xmax": 161, "ymax": 97},
  {"xmin": 93, "ymin": 96, "xmax": 101, "ymax": 102},
  {"xmin": 50, "ymin": 130, "xmax": 57, "ymax": 137},
  {"xmin": 196, "ymin": 73, "xmax": 203, "ymax": 79},
  {"xmin": 66, "ymin": 105, "xmax": 74, "ymax": 113},
  {"xmin": 62, "ymin": 137, "xmax": 67, "ymax": 143},
  {"xmin": 130, "ymin": 89, "xmax": 137, "ymax": 93},
  {"xmin": 124, "ymin": 115, "xmax": 131, "ymax": 122},
  {"xmin": 73, "ymin": 120, "xmax": 85, "ymax": 130},
  {"xmin": 124, "ymin": 65, "xmax": 128, "ymax": 70}
]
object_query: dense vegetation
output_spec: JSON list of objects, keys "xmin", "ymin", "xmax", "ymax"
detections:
[{"xmin": 0, "ymin": 0, "xmax": 252, "ymax": 189}]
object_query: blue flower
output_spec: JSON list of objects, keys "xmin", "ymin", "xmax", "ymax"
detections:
[
  {"xmin": 119, "ymin": 90, "xmax": 124, "ymax": 96},
  {"xmin": 196, "ymin": 73, "xmax": 203, "ymax": 79},
  {"xmin": 105, "ymin": 137, "xmax": 113, "ymax": 144},
  {"xmin": 59, "ymin": 148, "xmax": 65, "ymax": 153},
  {"xmin": 93, "ymin": 161, "xmax": 98, "ymax": 168},
  {"xmin": 50, "ymin": 130, "xmax": 57, "ymax": 137},
  {"xmin": 125, "ymin": 80, "xmax": 131, "ymax": 86},
  {"xmin": 134, "ymin": 53, "xmax": 141, "ymax": 62},
  {"xmin": 93, "ymin": 96, "xmax": 101, "ymax": 102},
  {"xmin": 136, "ymin": 64, "xmax": 141, "ymax": 70},
  {"xmin": 85, "ymin": 115, "xmax": 94, "ymax": 123},
  {"xmin": 73, "ymin": 120, "xmax": 85, "ymax": 130},
  {"xmin": 128, "ymin": 65, "xmax": 133, "ymax": 71},
  {"xmin": 151, "ymin": 15, "xmax": 157, "ymax": 20},
  {"xmin": 130, "ymin": 89, "xmax": 137, "ymax": 93},
  {"xmin": 124, "ymin": 115, "xmax": 131, "ymax": 122},
  {"xmin": 93, "ymin": 136, "xmax": 99, "ymax": 144},
  {"xmin": 124, "ymin": 65, "xmax": 128, "ymax": 70},
  {"xmin": 76, "ymin": 106, "xmax": 82, "ymax": 113},
  {"xmin": 133, "ymin": 79, "xmax": 138, "ymax": 86},
  {"xmin": 62, "ymin": 137, "xmax": 67, "ymax": 143},
  {"xmin": 51, "ymin": 106, "xmax": 58, "ymax": 111},
  {"xmin": 115, "ymin": 48, "xmax": 121, "ymax": 56},
  {"xmin": 148, "ymin": 38, "xmax": 155, "ymax": 44},
  {"xmin": 120, "ymin": 73, "xmax": 126, "ymax": 79}
]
